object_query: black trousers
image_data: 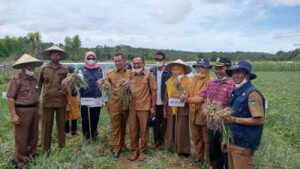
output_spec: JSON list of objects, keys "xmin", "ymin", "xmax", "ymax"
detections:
[
  {"xmin": 209, "ymin": 129, "xmax": 228, "ymax": 169},
  {"xmin": 65, "ymin": 120, "xmax": 77, "ymax": 133},
  {"xmin": 81, "ymin": 106, "xmax": 101, "ymax": 139},
  {"xmin": 153, "ymin": 105, "xmax": 167, "ymax": 147}
]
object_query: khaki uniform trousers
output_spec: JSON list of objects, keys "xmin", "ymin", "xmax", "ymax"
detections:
[
  {"xmin": 41, "ymin": 107, "xmax": 66, "ymax": 152},
  {"xmin": 14, "ymin": 107, "xmax": 39, "ymax": 168},
  {"xmin": 129, "ymin": 110, "xmax": 149, "ymax": 154},
  {"xmin": 190, "ymin": 122, "xmax": 210, "ymax": 164},
  {"xmin": 109, "ymin": 109, "xmax": 129, "ymax": 153},
  {"xmin": 228, "ymin": 143, "xmax": 254, "ymax": 169}
]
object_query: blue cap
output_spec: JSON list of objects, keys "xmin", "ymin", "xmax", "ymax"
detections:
[
  {"xmin": 213, "ymin": 56, "xmax": 231, "ymax": 67},
  {"xmin": 193, "ymin": 58, "xmax": 211, "ymax": 68},
  {"xmin": 226, "ymin": 60, "xmax": 257, "ymax": 80}
]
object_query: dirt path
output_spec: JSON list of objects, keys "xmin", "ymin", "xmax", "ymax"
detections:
[
  {"xmin": 117, "ymin": 150, "xmax": 207, "ymax": 169},
  {"xmin": 118, "ymin": 156, "xmax": 140, "ymax": 169}
]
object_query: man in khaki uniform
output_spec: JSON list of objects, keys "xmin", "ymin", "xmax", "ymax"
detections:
[
  {"xmin": 7, "ymin": 54, "xmax": 43, "ymax": 169},
  {"xmin": 128, "ymin": 56, "xmax": 157, "ymax": 161},
  {"xmin": 38, "ymin": 45, "xmax": 72, "ymax": 153},
  {"xmin": 106, "ymin": 53, "xmax": 131, "ymax": 159},
  {"xmin": 188, "ymin": 58, "xmax": 214, "ymax": 164}
]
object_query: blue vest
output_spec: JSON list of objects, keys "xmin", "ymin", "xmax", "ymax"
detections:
[
  {"xmin": 79, "ymin": 67, "xmax": 103, "ymax": 98},
  {"xmin": 229, "ymin": 82, "xmax": 265, "ymax": 151},
  {"xmin": 150, "ymin": 66, "xmax": 172, "ymax": 101}
]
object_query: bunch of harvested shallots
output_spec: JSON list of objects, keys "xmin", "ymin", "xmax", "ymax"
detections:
[
  {"xmin": 97, "ymin": 79, "xmax": 112, "ymax": 99},
  {"xmin": 172, "ymin": 79, "xmax": 185, "ymax": 97},
  {"xmin": 201, "ymin": 99, "xmax": 233, "ymax": 141},
  {"xmin": 117, "ymin": 79, "xmax": 131, "ymax": 105},
  {"xmin": 62, "ymin": 73, "xmax": 88, "ymax": 89}
]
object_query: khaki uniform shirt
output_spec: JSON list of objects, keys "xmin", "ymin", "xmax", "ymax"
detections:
[
  {"xmin": 7, "ymin": 74, "xmax": 39, "ymax": 105},
  {"xmin": 188, "ymin": 76, "xmax": 214, "ymax": 125},
  {"xmin": 106, "ymin": 68, "xmax": 131, "ymax": 110},
  {"xmin": 130, "ymin": 69, "xmax": 157, "ymax": 111},
  {"xmin": 38, "ymin": 63, "xmax": 68, "ymax": 108}
]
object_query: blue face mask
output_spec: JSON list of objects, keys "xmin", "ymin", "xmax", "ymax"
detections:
[{"xmin": 216, "ymin": 76, "xmax": 227, "ymax": 81}]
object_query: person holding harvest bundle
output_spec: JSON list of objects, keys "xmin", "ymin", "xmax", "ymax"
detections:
[
  {"xmin": 38, "ymin": 45, "xmax": 72, "ymax": 154},
  {"xmin": 221, "ymin": 60, "xmax": 265, "ymax": 169},
  {"xmin": 106, "ymin": 53, "xmax": 131, "ymax": 159},
  {"xmin": 181, "ymin": 57, "xmax": 234, "ymax": 169},
  {"xmin": 78, "ymin": 51, "xmax": 104, "ymax": 142},
  {"xmin": 164, "ymin": 59, "xmax": 191, "ymax": 156},
  {"xmin": 188, "ymin": 58, "xmax": 214, "ymax": 165}
]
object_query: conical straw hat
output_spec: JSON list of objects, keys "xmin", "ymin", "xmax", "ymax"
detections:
[
  {"xmin": 166, "ymin": 59, "xmax": 192, "ymax": 74},
  {"xmin": 42, "ymin": 45, "xmax": 68, "ymax": 60},
  {"xmin": 12, "ymin": 54, "xmax": 43, "ymax": 69}
]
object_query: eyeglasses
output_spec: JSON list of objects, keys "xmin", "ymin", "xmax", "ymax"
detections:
[
  {"xmin": 133, "ymin": 62, "xmax": 143, "ymax": 66},
  {"xmin": 87, "ymin": 58, "xmax": 95, "ymax": 60}
]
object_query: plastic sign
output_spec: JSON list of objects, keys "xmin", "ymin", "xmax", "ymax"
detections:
[
  {"xmin": 81, "ymin": 97, "xmax": 103, "ymax": 107},
  {"xmin": 168, "ymin": 98, "xmax": 185, "ymax": 107},
  {"xmin": 2, "ymin": 92, "xmax": 7, "ymax": 99}
]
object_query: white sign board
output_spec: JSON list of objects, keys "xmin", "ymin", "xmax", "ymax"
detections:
[
  {"xmin": 265, "ymin": 100, "xmax": 268, "ymax": 110},
  {"xmin": 168, "ymin": 98, "xmax": 185, "ymax": 107},
  {"xmin": 81, "ymin": 97, "xmax": 103, "ymax": 107},
  {"xmin": 2, "ymin": 92, "xmax": 7, "ymax": 99}
]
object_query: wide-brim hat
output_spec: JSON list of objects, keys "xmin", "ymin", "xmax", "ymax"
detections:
[
  {"xmin": 226, "ymin": 60, "xmax": 257, "ymax": 80},
  {"xmin": 193, "ymin": 58, "xmax": 211, "ymax": 69},
  {"xmin": 42, "ymin": 45, "xmax": 68, "ymax": 60},
  {"xmin": 12, "ymin": 54, "xmax": 43, "ymax": 69},
  {"xmin": 166, "ymin": 59, "xmax": 192, "ymax": 74}
]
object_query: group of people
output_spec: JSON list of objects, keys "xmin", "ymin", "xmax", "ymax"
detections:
[{"xmin": 7, "ymin": 45, "xmax": 265, "ymax": 169}]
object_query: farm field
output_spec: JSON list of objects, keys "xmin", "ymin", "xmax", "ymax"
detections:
[{"xmin": 0, "ymin": 71, "xmax": 299, "ymax": 169}]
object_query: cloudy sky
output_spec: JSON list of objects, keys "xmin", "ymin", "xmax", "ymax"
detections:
[{"xmin": 1, "ymin": 0, "xmax": 300, "ymax": 53}]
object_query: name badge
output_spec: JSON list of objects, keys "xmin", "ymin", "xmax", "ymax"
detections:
[
  {"xmin": 2, "ymin": 92, "xmax": 7, "ymax": 99},
  {"xmin": 169, "ymin": 98, "xmax": 185, "ymax": 107},
  {"xmin": 81, "ymin": 97, "xmax": 103, "ymax": 107}
]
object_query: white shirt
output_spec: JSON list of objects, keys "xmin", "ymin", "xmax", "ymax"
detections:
[{"xmin": 156, "ymin": 67, "xmax": 164, "ymax": 105}]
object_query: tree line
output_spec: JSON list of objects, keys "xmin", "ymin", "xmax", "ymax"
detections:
[{"xmin": 1, "ymin": 32, "xmax": 300, "ymax": 62}]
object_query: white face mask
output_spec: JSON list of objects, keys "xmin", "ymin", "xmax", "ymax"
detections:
[
  {"xmin": 195, "ymin": 72, "xmax": 206, "ymax": 79},
  {"xmin": 25, "ymin": 69, "xmax": 34, "ymax": 76},
  {"xmin": 235, "ymin": 78, "xmax": 248, "ymax": 89},
  {"xmin": 135, "ymin": 67, "xmax": 143, "ymax": 73},
  {"xmin": 156, "ymin": 61, "xmax": 164, "ymax": 67},
  {"xmin": 216, "ymin": 76, "xmax": 227, "ymax": 81},
  {"xmin": 87, "ymin": 59, "xmax": 96, "ymax": 65},
  {"xmin": 177, "ymin": 75, "xmax": 184, "ymax": 80}
]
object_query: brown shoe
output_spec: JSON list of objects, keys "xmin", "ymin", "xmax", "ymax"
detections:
[
  {"xmin": 128, "ymin": 151, "xmax": 139, "ymax": 161},
  {"xmin": 138, "ymin": 153, "xmax": 146, "ymax": 161}
]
